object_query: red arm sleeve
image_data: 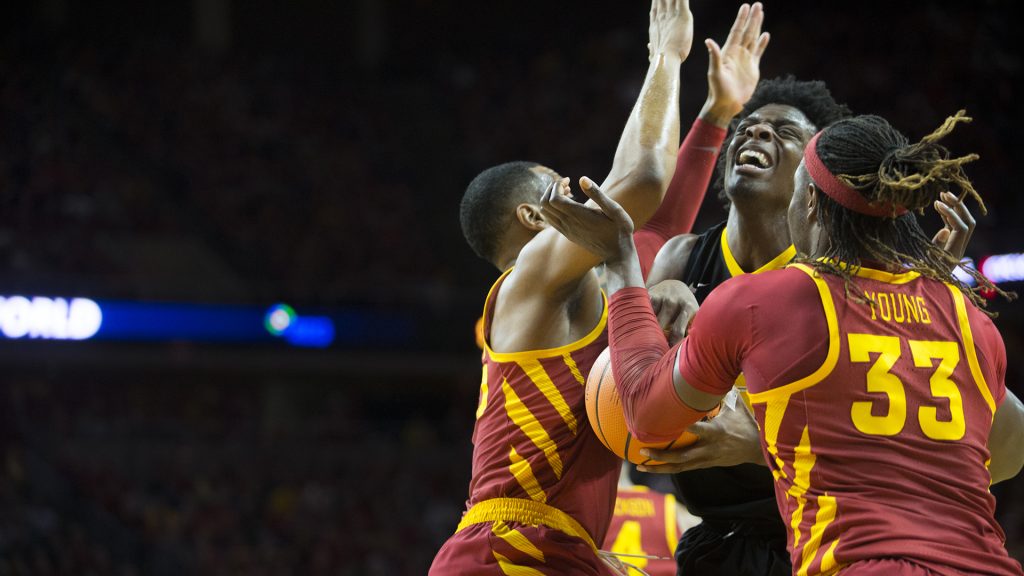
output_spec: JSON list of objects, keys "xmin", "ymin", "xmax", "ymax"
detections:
[
  {"xmin": 676, "ymin": 278, "xmax": 752, "ymax": 396},
  {"xmin": 608, "ymin": 287, "xmax": 714, "ymax": 443},
  {"xmin": 634, "ymin": 118, "xmax": 727, "ymax": 279}
]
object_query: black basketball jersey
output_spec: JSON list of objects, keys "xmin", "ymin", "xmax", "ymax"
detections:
[{"xmin": 674, "ymin": 221, "xmax": 795, "ymax": 523}]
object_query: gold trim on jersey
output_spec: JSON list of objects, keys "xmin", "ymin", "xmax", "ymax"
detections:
[
  {"xmin": 517, "ymin": 358, "xmax": 579, "ymax": 435},
  {"xmin": 664, "ymin": 493, "xmax": 679, "ymax": 553},
  {"xmin": 509, "ymin": 446, "xmax": 547, "ymax": 503},
  {"xmin": 747, "ymin": 264, "xmax": 840, "ymax": 403},
  {"xmin": 852, "ymin": 266, "xmax": 920, "ymax": 284},
  {"xmin": 788, "ymin": 426, "xmax": 816, "ymax": 549},
  {"xmin": 457, "ymin": 497, "xmax": 599, "ymax": 552},
  {"xmin": 493, "ymin": 520, "xmax": 547, "ymax": 562},
  {"xmin": 503, "ymin": 379, "xmax": 564, "ymax": 479},
  {"xmin": 812, "ymin": 258, "xmax": 922, "ymax": 285},
  {"xmin": 799, "ymin": 492, "xmax": 838, "ymax": 576},
  {"xmin": 947, "ymin": 284, "xmax": 997, "ymax": 416},
  {"xmin": 492, "ymin": 551, "xmax": 546, "ymax": 576},
  {"xmin": 476, "ymin": 364, "xmax": 489, "ymax": 419},
  {"xmin": 481, "ymin": 268, "xmax": 609, "ymax": 363},
  {"xmin": 721, "ymin": 227, "xmax": 797, "ymax": 277}
]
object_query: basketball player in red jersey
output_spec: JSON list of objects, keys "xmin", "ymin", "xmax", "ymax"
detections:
[
  {"xmin": 541, "ymin": 112, "xmax": 1024, "ymax": 574},
  {"xmin": 603, "ymin": 463, "xmax": 700, "ymax": 576},
  {"xmin": 429, "ymin": 1, "xmax": 696, "ymax": 573},
  {"xmin": 608, "ymin": 75, "xmax": 981, "ymax": 576}
]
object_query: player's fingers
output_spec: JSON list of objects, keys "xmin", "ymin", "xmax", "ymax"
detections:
[
  {"xmin": 724, "ymin": 3, "xmax": 750, "ymax": 47},
  {"xmin": 579, "ymin": 176, "xmax": 631, "ymax": 227},
  {"xmin": 639, "ymin": 445, "xmax": 715, "ymax": 473},
  {"xmin": 753, "ymin": 31, "xmax": 770, "ymax": 59},
  {"xmin": 539, "ymin": 180, "xmax": 558, "ymax": 207},
  {"xmin": 935, "ymin": 196, "xmax": 968, "ymax": 233},
  {"xmin": 635, "ymin": 463, "xmax": 688, "ymax": 474},
  {"xmin": 639, "ymin": 446, "xmax": 693, "ymax": 464},
  {"xmin": 932, "ymin": 227, "xmax": 950, "ymax": 247},
  {"xmin": 944, "ymin": 191, "xmax": 976, "ymax": 230},
  {"xmin": 743, "ymin": 2, "xmax": 764, "ymax": 48},
  {"xmin": 684, "ymin": 419, "xmax": 716, "ymax": 436},
  {"xmin": 705, "ymin": 39, "xmax": 722, "ymax": 74}
]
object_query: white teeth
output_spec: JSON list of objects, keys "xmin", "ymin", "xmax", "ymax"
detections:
[{"xmin": 738, "ymin": 149, "xmax": 770, "ymax": 168}]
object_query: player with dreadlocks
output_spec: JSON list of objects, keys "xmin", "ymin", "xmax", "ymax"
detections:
[{"xmin": 539, "ymin": 111, "xmax": 1024, "ymax": 575}]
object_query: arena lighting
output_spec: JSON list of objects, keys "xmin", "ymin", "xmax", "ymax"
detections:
[
  {"xmin": 263, "ymin": 303, "xmax": 335, "ymax": 348},
  {"xmin": 953, "ymin": 258, "xmax": 978, "ymax": 287},
  {"xmin": 0, "ymin": 296, "xmax": 103, "ymax": 340},
  {"xmin": 0, "ymin": 296, "xmax": 411, "ymax": 348},
  {"xmin": 979, "ymin": 253, "xmax": 1024, "ymax": 284}
]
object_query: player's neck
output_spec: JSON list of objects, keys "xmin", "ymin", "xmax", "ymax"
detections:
[{"xmin": 725, "ymin": 203, "xmax": 792, "ymax": 272}]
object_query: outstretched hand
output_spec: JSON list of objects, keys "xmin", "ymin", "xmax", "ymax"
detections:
[
  {"xmin": 649, "ymin": 0, "xmax": 694, "ymax": 62},
  {"xmin": 702, "ymin": 2, "xmax": 770, "ymax": 125},
  {"xmin": 540, "ymin": 177, "xmax": 636, "ymax": 265},
  {"xmin": 636, "ymin": 389, "xmax": 764, "ymax": 474},
  {"xmin": 649, "ymin": 280, "xmax": 698, "ymax": 346},
  {"xmin": 932, "ymin": 191, "xmax": 976, "ymax": 263}
]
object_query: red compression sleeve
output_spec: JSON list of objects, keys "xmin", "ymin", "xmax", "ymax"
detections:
[
  {"xmin": 608, "ymin": 287, "xmax": 710, "ymax": 443},
  {"xmin": 634, "ymin": 118, "xmax": 727, "ymax": 279}
]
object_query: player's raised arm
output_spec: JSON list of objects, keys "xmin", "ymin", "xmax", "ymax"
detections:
[
  {"xmin": 640, "ymin": 2, "xmax": 768, "ymax": 282},
  {"xmin": 698, "ymin": 2, "xmax": 768, "ymax": 128},
  {"xmin": 513, "ymin": 0, "xmax": 691, "ymax": 295}
]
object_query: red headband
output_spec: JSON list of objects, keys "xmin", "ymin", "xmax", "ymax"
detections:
[{"xmin": 804, "ymin": 131, "xmax": 907, "ymax": 218}]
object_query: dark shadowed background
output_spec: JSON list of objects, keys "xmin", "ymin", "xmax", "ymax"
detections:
[{"xmin": 0, "ymin": 1, "xmax": 1021, "ymax": 574}]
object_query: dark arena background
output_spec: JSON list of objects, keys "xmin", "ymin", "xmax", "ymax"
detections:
[{"xmin": 1, "ymin": 1, "xmax": 1022, "ymax": 574}]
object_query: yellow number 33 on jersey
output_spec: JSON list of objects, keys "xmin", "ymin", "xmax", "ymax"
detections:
[{"xmin": 847, "ymin": 333, "xmax": 966, "ymax": 441}]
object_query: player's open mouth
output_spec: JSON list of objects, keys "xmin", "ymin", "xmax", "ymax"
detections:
[{"xmin": 734, "ymin": 147, "xmax": 774, "ymax": 176}]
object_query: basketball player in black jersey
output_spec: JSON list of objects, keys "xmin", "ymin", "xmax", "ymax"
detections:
[
  {"xmin": 639, "ymin": 76, "xmax": 849, "ymax": 575},
  {"xmin": 639, "ymin": 76, "xmax": 979, "ymax": 575}
]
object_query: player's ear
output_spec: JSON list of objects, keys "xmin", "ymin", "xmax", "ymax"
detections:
[
  {"xmin": 806, "ymin": 183, "xmax": 821, "ymax": 224},
  {"xmin": 515, "ymin": 203, "xmax": 547, "ymax": 232}
]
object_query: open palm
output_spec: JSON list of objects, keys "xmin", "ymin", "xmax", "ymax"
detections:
[{"xmin": 706, "ymin": 3, "xmax": 770, "ymax": 118}]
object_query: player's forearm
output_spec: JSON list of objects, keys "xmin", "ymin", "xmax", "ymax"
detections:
[
  {"xmin": 698, "ymin": 95, "xmax": 742, "ymax": 130},
  {"xmin": 608, "ymin": 286, "xmax": 709, "ymax": 443},
  {"xmin": 603, "ymin": 239, "xmax": 645, "ymax": 298},
  {"xmin": 603, "ymin": 53, "xmax": 683, "ymax": 229},
  {"xmin": 639, "ymin": 118, "xmax": 727, "ymax": 243},
  {"xmin": 989, "ymin": 389, "xmax": 1024, "ymax": 484}
]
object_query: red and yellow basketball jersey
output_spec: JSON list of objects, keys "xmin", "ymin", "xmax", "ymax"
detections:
[
  {"xmin": 603, "ymin": 485, "xmax": 680, "ymax": 576},
  {"xmin": 677, "ymin": 263, "xmax": 1021, "ymax": 575},
  {"xmin": 432, "ymin": 269, "xmax": 620, "ymax": 574}
]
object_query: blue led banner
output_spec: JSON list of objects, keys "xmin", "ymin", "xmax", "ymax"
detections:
[{"xmin": 0, "ymin": 296, "xmax": 414, "ymax": 348}]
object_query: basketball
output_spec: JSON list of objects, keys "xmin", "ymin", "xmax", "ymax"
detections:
[{"xmin": 586, "ymin": 346, "xmax": 719, "ymax": 465}]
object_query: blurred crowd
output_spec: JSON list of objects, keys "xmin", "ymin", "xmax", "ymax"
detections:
[{"xmin": 1, "ymin": 373, "xmax": 475, "ymax": 575}]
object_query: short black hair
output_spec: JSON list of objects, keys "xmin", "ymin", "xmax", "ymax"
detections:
[
  {"xmin": 714, "ymin": 75, "xmax": 852, "ymax": 202},
  {"xmin": 460, "ymin": 161, "xmax": 543, "ymax": 263}
]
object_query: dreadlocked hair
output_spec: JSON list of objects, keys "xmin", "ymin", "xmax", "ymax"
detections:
[
  {"xmin": 803, "ymin": 112, "xmax": 1013, "ymax": 315},
  {"xmin": 713, "ymin": 75, "xmax": 852, "ymax": 204}
]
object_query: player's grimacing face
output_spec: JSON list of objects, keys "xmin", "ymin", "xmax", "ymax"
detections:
[{"xmin": 724, "ymin": 104, "xmax": 816, "ymax": 204}]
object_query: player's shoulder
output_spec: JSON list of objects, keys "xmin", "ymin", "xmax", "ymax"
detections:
[
  {"xmin": 717, "ymin": 264, "xmax": 818, "ymax": 295},
  {"xmin": 648, "ymin": 233, "xmax": 701, "ymax": 284},
  {"xmin": 659, "ymin": 233, "xmax": 701, "ymax": 256},
  {"xmin": 959, "ymin": 288, "xmax": 1003, "ymax": 342}
]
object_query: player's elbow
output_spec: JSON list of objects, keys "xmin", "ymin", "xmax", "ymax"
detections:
[
  {"xmin": 617, "ymin": 354, "xmax": 690, "ymax": 444},
  {"xmin": 990, "ymin": 392, "xmax": 1024, "ymax": 484},
  {"xmin": 991, "ymin": 423, "xmax": 1024, "ymax": 484}
]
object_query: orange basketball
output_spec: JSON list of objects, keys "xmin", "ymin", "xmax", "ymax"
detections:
[{"xmin": 586, "ymin": 346, "xmax": 719, "ymax": 465}]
